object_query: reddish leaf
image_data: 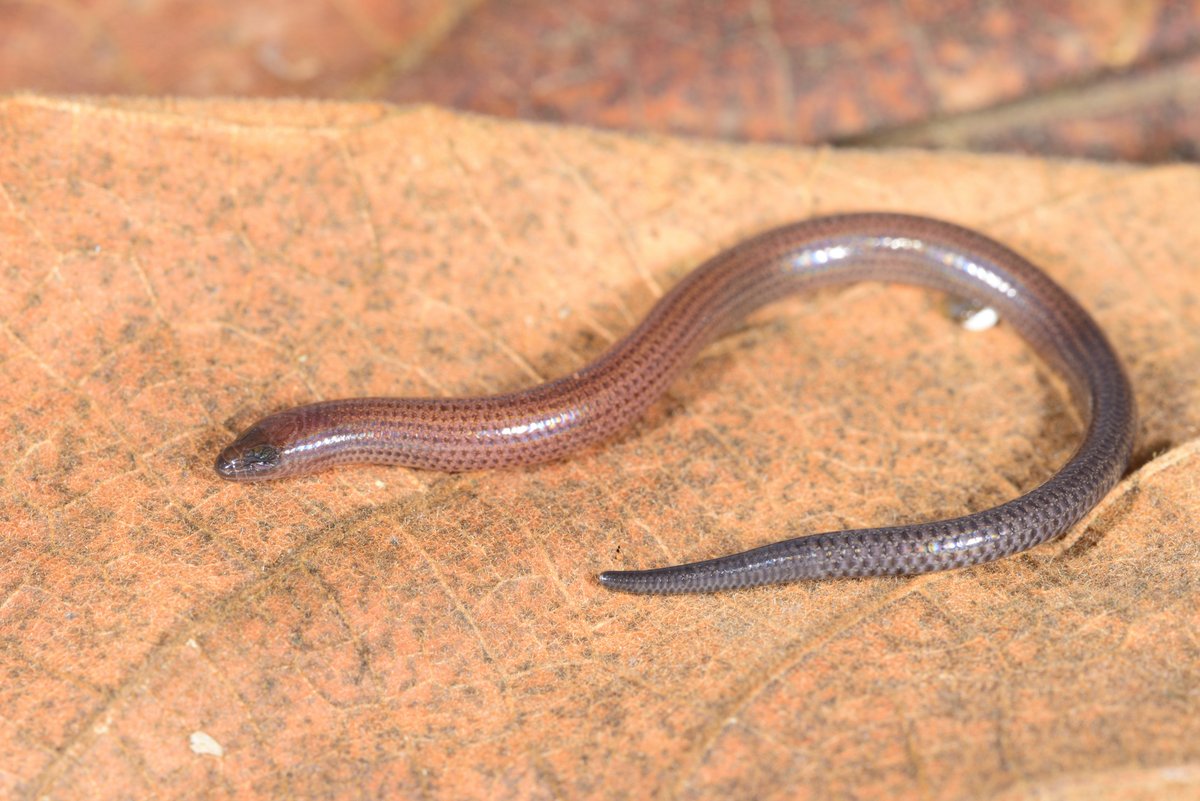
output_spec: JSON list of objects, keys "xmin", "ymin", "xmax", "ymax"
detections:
[{"xmin": 1, "ymin": 97, "xmax": 1198, "ymax": 800}]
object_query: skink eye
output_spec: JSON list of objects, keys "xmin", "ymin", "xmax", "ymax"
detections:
[{"xmin": 245, "ymin": 444, "xmax": 280, "ymax": 467}]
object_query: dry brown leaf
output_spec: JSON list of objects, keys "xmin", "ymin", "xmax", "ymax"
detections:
[
  {"xmin": 0, "ymin": 0, "xmax": 471, "ymax": 97},
  {"xmin": 1, "ymin": 95, "xmax": 1198, "ymax": 800},
  {"xmin": 387, "ymin": 0, "xmax": 1200, "ymax": 159},
  {"xmin": 6, "ymin": 2, "xmax": 1200, "ymax": 163}
]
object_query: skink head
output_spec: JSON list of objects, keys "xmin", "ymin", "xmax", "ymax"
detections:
[{"xmin": 215, "ymin": 421, "xmax": 288, "ymax": 481}]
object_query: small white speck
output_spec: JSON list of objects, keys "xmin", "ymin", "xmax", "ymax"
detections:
[
  {"xmin": 960, "ymin": 306, "xmax": 999, "ymax": 332},
  {"xmin": 374, "ymin": 480, "xmax": 385, "ymax": 489},
  {"xmin": 185, "ymin": 638, "xmax": 199, "ymax": 650},
  {"xmin": 298, "ymin": 354, "xmax": 308, "ymax": 363},
  {"xmin": 190, "ymin": 731, "xmax": 224, "ymax": 757}
]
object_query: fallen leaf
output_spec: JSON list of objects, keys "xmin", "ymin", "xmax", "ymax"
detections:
[
  {"xmin": 1, "ymin": 95, "xmax": 1197, "ymax": 800},
  {"xmin": 5, "ymin": 3, "xmax": 1200, "ymax": 162}
]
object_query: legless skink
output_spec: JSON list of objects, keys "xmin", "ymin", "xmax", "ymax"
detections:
[{"xmin": 216, "ymin": 213, "xmax": 1136, "ymax": 593}]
